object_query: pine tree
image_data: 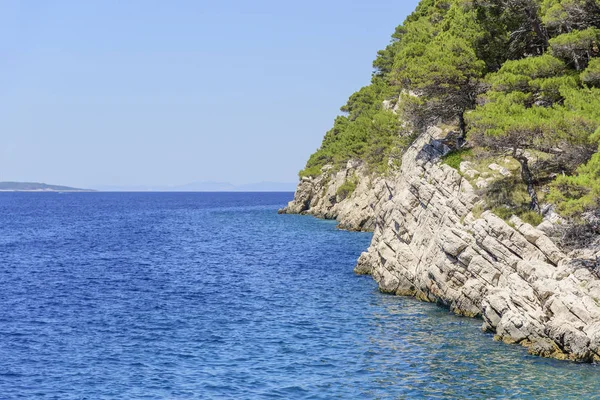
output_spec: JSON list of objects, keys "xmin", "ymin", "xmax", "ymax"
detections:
[
  {"xmin": 549, "ymin": 27, "xmax": 600, "ymax": 70},
  {"xmin": 468, "ymin": 55, "xmax": 595, "ymax": 212},
  {"xmin": 581, "ymin": 57, "xmax": 600, "ymax": 86},
  {"xmin": 541, "ymin": 0, "xmax": 600, "ymax": 35}
]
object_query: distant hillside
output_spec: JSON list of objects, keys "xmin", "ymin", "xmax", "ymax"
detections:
[
  {"xmin": 0, "ymin": 182, "xmax": 93, "ymax": 192},
  {"xmin": 233, "ymin": 182, "xmax": 297, "ymax": 192}
]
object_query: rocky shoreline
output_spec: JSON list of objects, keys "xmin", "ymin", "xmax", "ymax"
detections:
[{"xmin": 281, "ymin": 127, "xmax": 600, "ymax": 362}]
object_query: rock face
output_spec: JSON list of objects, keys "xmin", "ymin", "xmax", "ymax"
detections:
[
  {"xmin": 279, "ymin": 161, "xmax": 391, "ymax": 231},
  {"xmin": 286, "ymin": 127, "xmax": 600, "ymax": 362}
]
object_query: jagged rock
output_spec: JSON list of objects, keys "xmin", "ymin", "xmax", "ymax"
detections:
[
  {"xmin": 354, "ymin": 252, "xmax": 374, "ymax": 275},
  {"xmin": 459, "ymin": 161, "xmax": 474, "ymax": 173},
  {"xmin": 476, "ymin": 178, "xmax": 490, "ymax": 189},
  {"xmin": 459, "ymin": 161, "xmax": 479, "ymax": 178},
  {"xmin": 488, "ymin": 163, "xmax": 512, "ymax": 177},
  {"xmin": 346, "ymin": 159, "xmax": 362, "ymax": 170},
  {"xmin": 463, "ymin": 170, "xmax": 480, "ymax": 179},
  {"xmin": 279, "ymin": 163, "xmax": 389, "ymax": 231},
  {"xmin": 537, "ymin": 207, "xmax": 566, "ymax": 236},
  {"xmin": 284, "ymin": 129, "xmax": 600, "ymax": 362}
]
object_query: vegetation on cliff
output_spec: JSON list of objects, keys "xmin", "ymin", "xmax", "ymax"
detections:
[
  {"xmin": 299, "ymin": 81, "xmax": 411, "ymax": 177},
  {"xmin": 300, "ymin": 0, "xmax": 600, "ymax": 233},
  {"xmin": 336, "ymin": 174, "xmax": 359, "ymax": 201}
]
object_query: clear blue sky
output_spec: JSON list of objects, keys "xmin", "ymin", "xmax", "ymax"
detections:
[{"xmin": 1, "ymin": 0, "xmax": 418, "ymax": 188}]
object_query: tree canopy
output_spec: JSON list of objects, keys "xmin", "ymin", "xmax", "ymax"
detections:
[{"xmin": 300, "ymin": 0, "xmax": 600, "ymax": 225}]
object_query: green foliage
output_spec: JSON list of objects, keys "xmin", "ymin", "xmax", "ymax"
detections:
[
  {"xmin": 336, "ymin": 175, "xmax": 359, "ymax": 201},
  {"xmin": 373, "ymin": 25, "xmax": 407, "ymax": 80},
  {"xmin": 299, "ymin": 105, "xmax": 413, "ymax": 177},
  {"xmin": 484, "ymin": 175, "xmax": 545, "ymax": 226},
  {"xmin": 493, "ymin": 54, "xmax": 567, "ymax": 81},
  {"xmin": 520, "ymin": 210, "xmax": 545, "ymax": 226},
  {"xmin": 299, "ymin": 0, "xmax": 600, "ymax": 228},
  {"xmin": 549, "ymin": 27, "xmax": 600, "ymax": 70},
  {"xmin": 340, "ymin": 79, "xmax": 396, "ymax": 121},
  {"xmin": 298, "ymin": 165, "xmax": 323, "ymax": 179},
  {"xmin": 491, "ymin": 206, "xmax": 543, "ymax": 226},
  {"xmin": 472, "ymin": 202, "xmax": 485, "ymax": 219},
  {"xmin": 549, "ymin": 143, "xmax": 600, "ymax": 215},
  {"xmin": 483, "ymin": 54, "xmax": 580, "ymax": 103},
  {"xmin": 393, "ymin": 2, "xmax": 493, "ymax": 133},
  {"xmin": 468, "ymin": 47, "xmax": 600, "ymax": 200},
  {"xmin": 498, "ymin": 0, "xmax": 550, "ymax": 57},
  {"xmin": 441, "ymin": 148, "xmax": 473, "ymax": 170},
  {"xmin": 541, "ymin": 0, "xmax": 600, "ymax": 34},
  {"xmin": 581, "ymin": 58, "xmax": 600, "ymax": 87},
  {"xmin": 491, "ymin": 206, "xmax": 515, "ymax": 222}
]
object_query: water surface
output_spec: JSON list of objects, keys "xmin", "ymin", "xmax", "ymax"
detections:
[{"xmin": 0, "ymin": 192, "xmax": 598, "ymax": 399}]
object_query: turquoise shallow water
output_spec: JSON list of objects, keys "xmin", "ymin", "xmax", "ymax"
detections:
[{"xmin": 0, "ymin": 192, "xmax": 598, "ymax": 399}]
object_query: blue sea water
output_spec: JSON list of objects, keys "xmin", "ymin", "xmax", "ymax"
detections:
[{"xmin": 0, "ymin": 192, "xmax": 599, "ymax": 399}]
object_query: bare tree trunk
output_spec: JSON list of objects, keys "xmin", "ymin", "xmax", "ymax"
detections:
[
  {"xmin": 523, "ymin": 4, "xmax": 549, "ymax": 52},
  {"xmin": 457, "ymin": 111, "xmax": 467, "ymax": 148},
  {"xmin": 458, "ymin": 112, "xmax": 466, "ymax": 139},
  {"xmin": 531, "ymin": 18, "xmax": 549, "ymax": 50},
  {"xmin": 573, "ymin": 50, "xmax": 581, "ymax": 70},
  {"xmin": 515, "ymin": 154, "xmax": 540, "ymax": 213}
]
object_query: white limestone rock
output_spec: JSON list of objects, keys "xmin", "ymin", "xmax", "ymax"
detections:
[
  {"xmin": 357, "ymin": 132, "xmax": 600, "ymax": 362},
  {"xmin": 284, "ymin": 128, "xmax": 600, "ymax": 362},
  {"xmin": 459, "ymin": 161, "xmax": 475, "ymax": 174},
  {"xmin": 488, "ymin": 163, "xmax": 512, "ymax": 177},
  {"xmin": 476, "ymin": 178, "xmax": 490, "ymax": 189}
]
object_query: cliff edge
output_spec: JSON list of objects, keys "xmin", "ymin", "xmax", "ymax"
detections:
[
  {"xmin": 279, "ymin": 161, "xmax": 391, "ymax": 232},
  {"xmin": 282, "ymin": 0, "xmax": 600, "ymax": 361},
  {"xmin": 284, "ymin": 127, "xmax": 600, "ymax": 362}
]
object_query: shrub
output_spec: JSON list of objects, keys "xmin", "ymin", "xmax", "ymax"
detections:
[
  {"xmin": 491, "ymin": 206, "xmax": 514, "ymax": 221},
  {"xmin": 472, "ymin": 203, "xmax": 485, "ymax": 219},
  {"xmin": 581, "ymin": 58, "xmax": 600, "ymax": 88},
  {"xmin": 441, "ymin": 148, "xmax": 473, "ymax": 170},
  {"xmin": 336, "ymin": 175, "xmax": 358, "ymax": 201},
  {"xmin": 520, "ymin": 210, "xmax": 544, "ymax": 226},
  {"xmin": 548, "ymin": 145, "xmax": 600, "ymax": 217},
  {"xmin": 298, "ymin": 165, "xmax": 323, "ymax": 179}
]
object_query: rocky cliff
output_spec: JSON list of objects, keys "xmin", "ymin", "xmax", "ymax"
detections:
[
  {"xmin": 283, "ymin": 127, "xmax": 600, "ymax": 362},
  {"xmin": 279, "ymin": 161, "xmax": 392, "ymax": 232}
]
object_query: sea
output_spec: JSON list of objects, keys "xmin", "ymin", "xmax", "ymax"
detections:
[{"xmin": 0, "ymin": 192, "xmax": 598, "ymax": 399}]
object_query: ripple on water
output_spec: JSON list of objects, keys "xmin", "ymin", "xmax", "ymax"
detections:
[{"xmin": 0, "ymin": 192, "xmax": 598, "ymax": 399}]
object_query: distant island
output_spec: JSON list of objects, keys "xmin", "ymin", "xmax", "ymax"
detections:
[
  {"xmin": 0, "ymin": 181, "xmax": 296, "ymax": 192},
  {"xmin": 0, "ymin": 182, "xmax": 93, "ymax": 192}
]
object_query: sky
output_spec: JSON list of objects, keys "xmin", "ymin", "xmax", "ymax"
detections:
[{"xmin": 1, "ymin": 0, "xmax": 419, "ymax": 188}]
